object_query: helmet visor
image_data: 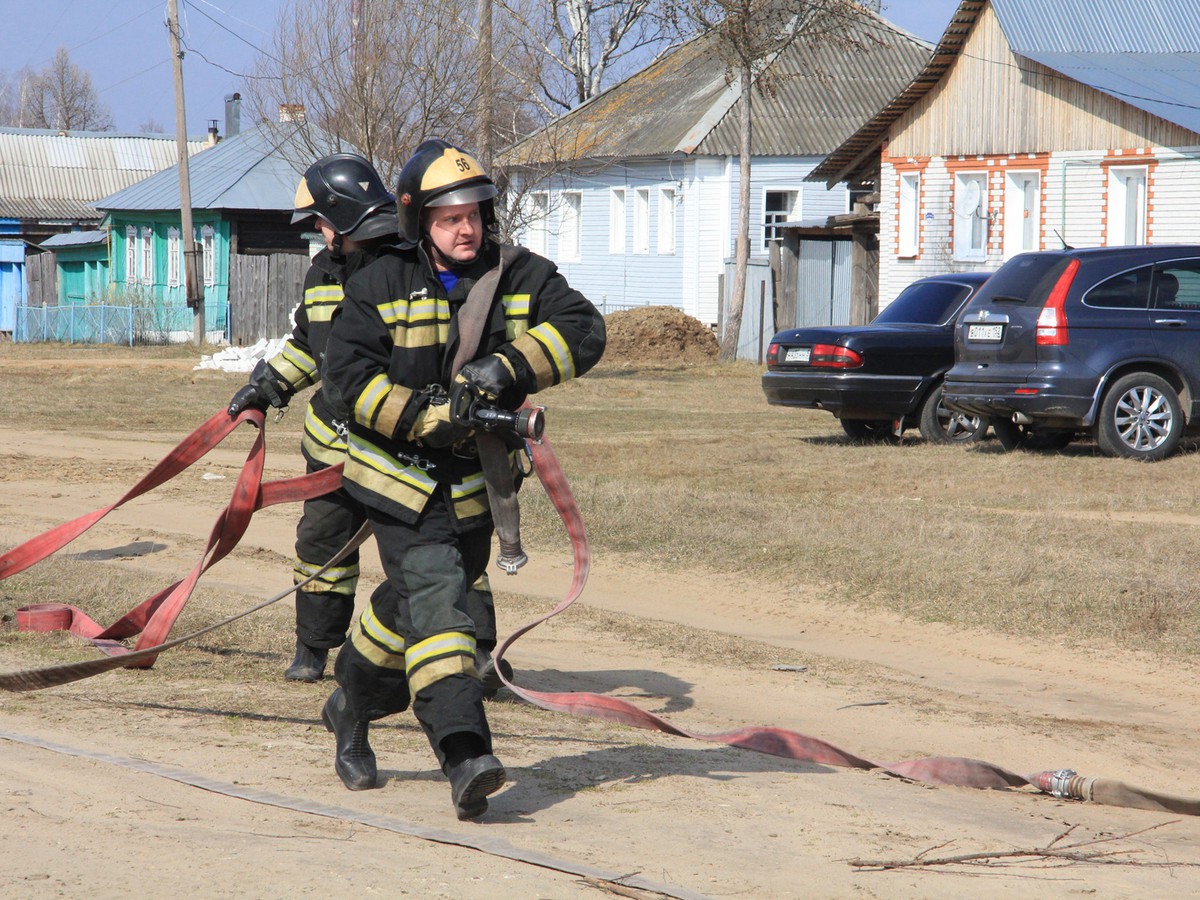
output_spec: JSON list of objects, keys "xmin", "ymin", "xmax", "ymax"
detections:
[{"xmin": 426, "ymin": 182, "xmax": 499, "ymax": 209}]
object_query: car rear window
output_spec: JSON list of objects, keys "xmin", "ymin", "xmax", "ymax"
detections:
[
  {"xmin": 872, "ymin": 281, "xmax": 974, "ymax": 325},
  {"xmin": 971, "ymin": 253, "xmax": 1072, "ymax": 305}
]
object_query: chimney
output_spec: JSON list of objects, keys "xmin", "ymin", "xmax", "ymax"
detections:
[
  {"xmin": 279, "ymin": 103, "xmax": 306, "ymax": 124},
  {"xmin": 225, "ymin": 93, "xmax": 241, "ymax": 138},
  {"xmin": 206, "ymin": 119, "xmax": 220, "ymax": 146}
]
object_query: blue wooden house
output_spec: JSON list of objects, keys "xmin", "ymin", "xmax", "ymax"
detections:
[
  {"xmin": 0, "ymin": 127, "xmax": 204, "ymax": 337},
  {"xmin": 92, "ymin": 121, "xmax": 335, "ymax": 319},
  {"xmin": 500, "ymin": 9, "xmax": 930, "ymax": 330}
]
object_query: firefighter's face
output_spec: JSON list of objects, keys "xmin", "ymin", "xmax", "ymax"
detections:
[{"xmin": 425, "ymin": 202, "xmax": 483, "ymax": 268}]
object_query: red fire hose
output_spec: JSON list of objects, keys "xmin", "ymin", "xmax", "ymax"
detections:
[{"xmin": 2, "ymin": 408, "xmax": 1197, "ymax": 817}]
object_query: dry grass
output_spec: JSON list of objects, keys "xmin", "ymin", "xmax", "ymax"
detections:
[{"xmin": 3, "ymin": 343, "xmax": 1200, "ymax": 669}]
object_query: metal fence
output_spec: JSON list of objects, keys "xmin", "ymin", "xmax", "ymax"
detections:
[{"xmin": 15, "ymin": 302, "xmax": 231, "ymax": 346}]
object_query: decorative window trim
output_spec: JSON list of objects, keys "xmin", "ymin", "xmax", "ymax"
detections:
[
  {"xmin": 167, "ymin": 227, "xmax": 181, "ymax": 288},
  {"xmin": 897, "ymin": 172, "xmax": 920, "ymax": 258},
  {"xmin": 125, "ymin": 226, "xmax": 137, "ymax": 285},
  {"xmin": 200, "ymin": 225, "xmax": 215, "ymax": 287},
  {"xmin": 140, "ymin": 226, "xmax": 154, "ymax": 286}
]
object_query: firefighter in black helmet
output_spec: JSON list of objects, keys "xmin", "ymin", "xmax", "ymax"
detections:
[
  {"xmin": 228, "ymin": 152, "xmax": 398, "ymax": 683},
  {"xmin": 320, "ymin": 140, "xmax": 605, "ymax": 819}
]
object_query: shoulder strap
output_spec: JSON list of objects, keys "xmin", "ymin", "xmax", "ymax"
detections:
[{"xmin": 449, "ymin": 244, "xmax": 521, "ymax": 380}]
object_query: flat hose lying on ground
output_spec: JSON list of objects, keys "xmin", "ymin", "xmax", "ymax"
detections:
[{"xmin": 2, "ymin": 407, "xmax": 1198, "ymax": 817}]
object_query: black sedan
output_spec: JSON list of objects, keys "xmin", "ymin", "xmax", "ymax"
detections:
[{"xmin": 762, "ymin": 272, "xmax": 991, "ymax": 443}]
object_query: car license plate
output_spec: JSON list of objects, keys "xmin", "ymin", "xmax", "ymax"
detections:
[
  {"xmin": 967, "ymin": 323, "xmax": 1004, "ymax": 342},
  {"xmin": 785, "ymin": 347, "xmax": 811, "ymax": 363}
]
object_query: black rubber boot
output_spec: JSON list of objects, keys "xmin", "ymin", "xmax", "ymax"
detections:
[
  {"xmin": 321, "ymin": 687, "xmax": 377, "ymax": 790},
  {"xmin": 448, "ymin": 754, "xmax": 506, "ymax": 820},
  {"xmin": 285, "ymin": 639, "xmax": 328, "ymax": 682},
  {"xmin": 476, "ymin": 651, "xmax": 515, "ymax": 700}
]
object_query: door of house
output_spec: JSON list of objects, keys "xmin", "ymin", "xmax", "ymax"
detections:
[{"xmin": 795, "ymin": 237, "xmax": 851, "ymax": 328}]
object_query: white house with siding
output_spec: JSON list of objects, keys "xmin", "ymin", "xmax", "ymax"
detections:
[
  {"xmin": 501, "ymin": 11, "xmax": 930, "ymax": 329},
  {"xmin": 812, "ymin": 0, "xmax": 1200, "ymax": 308}
]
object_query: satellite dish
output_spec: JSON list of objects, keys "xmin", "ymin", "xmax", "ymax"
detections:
[{"xmin": 957, "ymin": 181, "xmax": 983, "ymax": 218}]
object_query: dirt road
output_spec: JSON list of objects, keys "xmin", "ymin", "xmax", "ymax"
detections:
[{"xmin": 2, "ymin": 414, "xmax": 1200, "ymax": 898}]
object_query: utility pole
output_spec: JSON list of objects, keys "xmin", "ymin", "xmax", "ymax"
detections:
[
  {"xmin": 167, "ymin": 0, "xmax": 204, "ymax": 346},
  {"xmin": 476, "ymin": 0, "xmax": 493, "ymax": 171}
]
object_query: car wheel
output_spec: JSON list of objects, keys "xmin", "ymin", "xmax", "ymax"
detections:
[
  {"xmin": 991, "ymin": 419, "xmax": 1075, "ymax": 452},
  {"xmin": 840, "ymin": 418, "xmax": 899, "ymax": 444},
  {"xmin": 1097, "ymin": 372, "xmax": 1184, "ymax": 461},
  {"xmin": 918, "ymin": 384, "xmax": 986, "ymax": 444}
]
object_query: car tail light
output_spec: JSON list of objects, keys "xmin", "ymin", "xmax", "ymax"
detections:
[
  {"xmin": 1036, "ymin": 259, "xmax": 1080, "ymax": 346},
  {"xmin": 766, "ymin": 342, "xmax": 779, "ymax": 364},
  {"xmin": 810, "ymin": 344, "xmax": 863, "ymax": 368}
]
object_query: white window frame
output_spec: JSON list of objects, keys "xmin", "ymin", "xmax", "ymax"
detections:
[
  {"xmin": 1004, "ymin": 170, "xmax": 1041, "ymax": 258},
  {"xmin": 609, "ymin": 188, "xmax": 626, "ymax": 254},
  {"xmin": 125, "ymin": 226, "xmax": 137, "ymax": 285},
  {"xmin": 657, "ymin": 187, "xmax": 676, "ymax": 255},
  {"xmin": 140, "ymin": 226, "xmax": 154, "ymax": 286},
  {"xmin": 762, "ymin": 189, "xmax": 800, "ymax": 247},
  {"xmin": 167, "ymin": 226, "xmax": 181, "ymax": 288},
  {"xmin": 559, "ymin": 191, "xmax": 581, "ymax": 261},
  {"xmin": 1108, "ymin": 166, "xmax": 1147, "ymax": 246},
  {"xmin": 525, "ymin": 192, "xmax": 549, "ymax": 256},
  {"xmin": 953, "ymin": 172, "xmax": 988, "ymax": 261},
  {"xmin": 633, "ymin": 188, "xmax": 649, "ymax": 254},
  {"xmin": 201, "ymin": 225, "xmax": 215, "ymax": 287},
  {"xmin": 898, "ymin": 172, "xmax": 920, "ymax": 257}
]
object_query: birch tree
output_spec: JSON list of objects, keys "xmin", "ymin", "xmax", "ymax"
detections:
[
  {"xmin": 670, "ymin": 0, "xmax": 865, "ymax": 361},
  {"xmin": 6, "ymin": 50, "xmax": 114, "ymax": 131},
  {"xmin": 497, "ymin": 0, "xmax": 674, "ymax": 116}
]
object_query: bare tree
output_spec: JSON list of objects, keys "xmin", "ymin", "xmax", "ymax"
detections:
[
  {"xmin": 670, "ymin": 0, "xmax": 866, "ymax": 361},
  {"xmin": 17, "ymin": 48, "xmax": 114, "ymax": 131},
  {"xmin": 243, "ymin": 0, "xmax": 529, "ymax": 186},
  {"xmin": 498, "ymin": 0, "xmax": 674, "ymax": 115}
]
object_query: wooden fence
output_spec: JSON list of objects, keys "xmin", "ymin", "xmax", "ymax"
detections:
[
  {"xmin": 228, "ymin": 253, "xmax": 308, "ymax": 346},
  {"xmin": 26, "ymin": 251, "xmax": 56, "ymax": 308}
]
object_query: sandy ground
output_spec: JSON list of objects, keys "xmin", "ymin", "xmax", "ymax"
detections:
[{"xmin": 2, "ymin": 420, "xmax": 1200, "ymax": 899}]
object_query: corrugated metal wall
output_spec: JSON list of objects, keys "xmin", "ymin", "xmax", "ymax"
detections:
[{"xmin": 796, "ymin": 239, "xmax": 852, "ymax": 327}]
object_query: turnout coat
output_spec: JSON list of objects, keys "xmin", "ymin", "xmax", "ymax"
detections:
[
  {"xmin": 264, "ymin": 246, "xmax": 388, "ymax": 468},
  {"xmin": 325, "ymin": 239, "xmax": 606, "ymax": 529}
]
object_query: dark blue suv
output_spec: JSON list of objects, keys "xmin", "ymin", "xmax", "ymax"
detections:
[{"xmin": 944, "ymin": 245, "xmax": 1200, "ymax": 460}]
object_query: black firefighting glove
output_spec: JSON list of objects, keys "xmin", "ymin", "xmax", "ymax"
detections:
[
  {"xmin": 407, "ymin": 389, "xmax": 472, "ymax": 448},
  {"xmin": 228, "ymin": 359, "xmax": 293, "ymax": 416},
  {"xmin": 450, "ymin": 353, "xmax": 518, "ymax": 425}
]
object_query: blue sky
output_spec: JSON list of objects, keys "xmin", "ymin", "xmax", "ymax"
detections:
[{"xmin": 5, "ymin": 0, "xmax": 962, "ymax": 136}]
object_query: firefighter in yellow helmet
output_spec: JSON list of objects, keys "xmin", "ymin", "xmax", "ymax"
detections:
[
  {"xmin": 321, "ymin": 140, "xmax": 606, "ymax": 819},
  {"xmin": 228, "ymin": 153, "xmax": 397, "ymax": 682}
]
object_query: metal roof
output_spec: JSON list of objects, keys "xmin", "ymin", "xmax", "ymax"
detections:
[
  {"xmin": 41, "ymin": 230, "xmax": 108, "ymax": 248},
  {"xmin": 812, "ymin": 0, "xmax": 1200, "ymax": 185},
  {"xmin": 0, "ymin": 128, "xmax": 208, "ymax": 222},
  {"xmin": 93, "ymin": 122, "xmax": 338, "ymax": 213},
  {"xmin": 994, "ymin": 0, "xmax": 1200, "ymax": 134},
  {"xmin": 502, "ymin": 10, "xmax": 931, "ymax": 166}
]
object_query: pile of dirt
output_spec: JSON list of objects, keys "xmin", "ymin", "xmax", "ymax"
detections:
[{"xmin": 600, "ymin": 305, "xmax": 719, "ymax": 366}]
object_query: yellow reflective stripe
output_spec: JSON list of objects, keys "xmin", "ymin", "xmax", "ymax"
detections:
[
  {"xmin": 450, "ymin": 470, "xmax": 487, "ymax": 499},
  {"xmin": 528, "ymin": 323, "xmax": 574, "ymax": 381},
  {"xmin": 346, "ymin": 434, "xmax": 438, "ymax": 492},
  {"xmin": 502, "ymin": 293, "xmax": 530, "ymax": 317},
  {"xmin": 408, "ymin": 655, "xmax": 474, "ymax": 694},
  {"xmin": 303, "ymin": 406, "xmax": 346, "ymax": 450},
  {"xmin": 301, "ymin": 433, "xmax": 345, "ymax": 467},
  {"xmin": 405, "ymin": 631, "xmax": 475, "ymax": 671},
  {"xmin": 361, "ymin": 604, "xmax": 406, "ymax": 654},
  {"xmin": 351, "ymin": 625, "xmax": 407, "ymax": 669},
  {"xmin": 380, "ymin": 296, "xmax": 446, "ymax": 326},
  {"xmin": 355, "ymin": 372, "xmax": 392, "ymax": 426},
  {"xmin": 374, "ymin": 384, "xmax": 413, "ymax": 438},
  {"xmin": 270, "ymin": 344, "xmax": 317, "ymax": 387},
  {"xmin": 305, "ymin": 284, "xmax": 343, "ymax": 323}
]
